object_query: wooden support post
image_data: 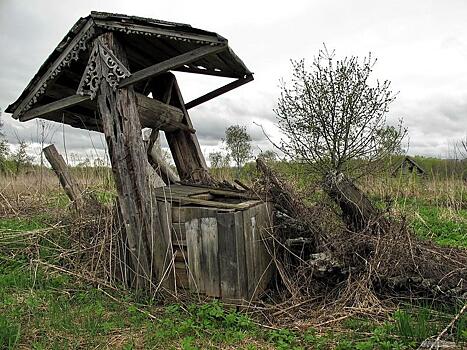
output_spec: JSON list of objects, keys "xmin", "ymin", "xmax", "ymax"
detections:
[
  {"xmin": 150, "ymin": 73, "xmax": 211, "ymax": 183},
  {"xmin": 43, "ymin": 144, "xmax": 83, "ymax": 207},
  {"xmin": 95, "ymin": 32, "xmax": 170, "ymax": 292}
]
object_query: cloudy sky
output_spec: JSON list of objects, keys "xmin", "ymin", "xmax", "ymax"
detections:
[{"xmin": 1, "ymin": 0, "xmax": 466, "ymax": 163}]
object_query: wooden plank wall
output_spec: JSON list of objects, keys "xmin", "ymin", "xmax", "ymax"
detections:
[{"xmin": 170, "ymin": 202, "xmax": 273, "ymax": 301}]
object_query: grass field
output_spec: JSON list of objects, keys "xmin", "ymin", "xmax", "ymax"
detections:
[{"xmin": 0, "ymin": 166, "xmax": 466, "ymax": 349}]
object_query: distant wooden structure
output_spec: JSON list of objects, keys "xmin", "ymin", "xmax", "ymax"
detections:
[
  {"xmin": 391, "ymin": 156, "xmax": 426, "ymax": 177},
  {"xmin": 7, "ymin": 12, "xmax": 272, "ymax": 301}
]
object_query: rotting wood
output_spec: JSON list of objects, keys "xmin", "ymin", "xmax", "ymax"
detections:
[
  {"xmin": 324, "ymin": 172, "xmax": 389, "ymax": 232},
  {"xmin": 136, "ymin": 93, "xmax": 194, "ymax": 132},
  {"xmin": 43, "ymin": 144, "xmax": 83, "ymax": 208},
  {"xmin": 95, "ymin": 31, "xmax": 163, "ymax": 292},
  {"xmin": 153, "ymin": 193, "xmax": 261, "ymax": 210},
  {"xmin": 185, "ymin": 210, "xmax": 204, "ymax": 293},
  {"xmin": 217, "ymin": 211, "xmax": 246, "ymax": 300},
  {"xmin": 234, "ymin": 210, "xmax": 248, "ymax": 300}
]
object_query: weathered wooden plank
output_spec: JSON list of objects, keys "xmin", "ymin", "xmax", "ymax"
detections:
[
  {"xmin": 243, "ymin": 206, "xmax": 255, "ymax": 299},
  {"xmin": 20, "ymin": 91, "xmax": 192, "ymax": 133},
  {"xmin": 120, "ymin": 45, "xmax": 227, "ymax": 88},
  {"xmin": 43, "ymin": 144, "xmax": 83, "ymax": 207},
  {"xmin": 171, "ymin": 206, "xmax": 186, "ymax": 223},
  {"xmin": 153, "ymin": 194, "xmax": 259, "ymax": 210},
  {"xmin": 234, "ymin": 211, "xmax": 248, "ymax": 300},
  {"xmin": 200, "ymin": 215, "xmax": 220, "ymax": 297},
  {"xmin": 157, "ymin": 200, "xmax": 175, "ymax": 291},
  {"xmin": 185, "ymin": 74, "xmax": 253, "ymax": 110},
  {"xmin": 217, "ymin": 212, "xmax": 238, "ymax": 300},
  {"xmin": 255, "ymin": 203, "xmax": 267, "ymax": 293},
  {"xmin": 185, "ymin": 211, "xmax": 204, "ymax": 293},
  {"xmin": 20, "ymin": 95, "xmax": 90, "ymax": 122}
]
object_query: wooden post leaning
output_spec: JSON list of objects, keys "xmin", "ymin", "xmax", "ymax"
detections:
[
  {"xmin": 43, "ymin": 144, "xmax": 83, "ymax": 209},
  {"xmin": 93, "ymin": 32, "xmax": 172, "ymax": 292}
]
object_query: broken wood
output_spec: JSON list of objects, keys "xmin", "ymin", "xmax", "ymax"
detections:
[
  {"xmin": 323, "ymin": 171, "xmax": 389, "ymax": 232},
  {"xmin": 43, "ymin": 144, "xmax": 83, "ymax": 208}
]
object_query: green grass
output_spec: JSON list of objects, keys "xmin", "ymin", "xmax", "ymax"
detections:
[
  {"xmin": 0, "ymin": 215, "xmax": 51, "ymax": 232},
  {"xmin": 1, "ymin": 172, "xmax": 466, "ymax": 349},
  {"xmin": 1, "ymin": 257, "xmax": 465, "ymax": 349},
  {"xmin": 393, "ymin": 198, "xmax": 467, "ymax": 248}
]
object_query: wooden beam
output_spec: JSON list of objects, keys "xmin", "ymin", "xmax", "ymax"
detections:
[
  {"xmin": 20, "ymin": 92, "xmax": 194, "ymax": 133},
  {"xmin": 135, "ymin": 93, "xmax": 194, "ymax": 133},
  {"xmin": 120, "ymin": 45, "xmax": 227, "ymax": 88},
  {"xmin": 185, "ymin": 74, "xmax": 253, "ymax": 110},
  {"xmin": 19, "ymin": 95, "xmax": 90, "ymax": 122}
]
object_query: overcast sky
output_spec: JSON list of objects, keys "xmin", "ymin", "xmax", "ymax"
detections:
[{"xmin": 1, "ymin": 0, "xmax": 466, "ymax": 163}]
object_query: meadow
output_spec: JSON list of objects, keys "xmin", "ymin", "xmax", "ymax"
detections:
[{"xmin": 0, "ymin": 158, "xmax": 465, "ymax": 349}]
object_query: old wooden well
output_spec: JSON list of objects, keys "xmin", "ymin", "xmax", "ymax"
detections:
[
  {"xmin": 6, "ymin": 11, "xmax": 274, "ymax": 300},
  {"xmin": 155, "ymin": 185, "xmax": 273, "ymax": 301}
]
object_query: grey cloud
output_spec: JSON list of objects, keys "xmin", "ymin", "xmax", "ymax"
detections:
[{"xmin": 2, "ymin": 0, "xmax": 467, "ymax": 160}]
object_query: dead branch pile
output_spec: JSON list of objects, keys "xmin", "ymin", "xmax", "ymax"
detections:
[{"xmin": 253, "ymin": 159, "xmax": 467, "ymax": 317}]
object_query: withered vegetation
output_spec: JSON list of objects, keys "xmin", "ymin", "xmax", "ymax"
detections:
[{"xmin": 252, "ymin": 159, "xmax": 467, "ymax": 325}]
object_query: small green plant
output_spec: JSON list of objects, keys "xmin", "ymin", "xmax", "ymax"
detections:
[
  {"xmin": 0, "ymin": 316, "xmax": 21, "ymax": 349},
  {"xmin": 267, "ymin": 328, "xmax": 300, "ymax": 350}
]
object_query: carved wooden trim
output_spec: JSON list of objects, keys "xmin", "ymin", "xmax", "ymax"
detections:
[
  {"xmin": 14, "ymin": 20, "xmax": 95, "ymax": 118},
  {"xmin": 77, "ymin": 37, "xmax": 131, "ymax": 99},
  {"xmin": 93, "ymin": 20, "xmax": 226, "ymax": 46}
]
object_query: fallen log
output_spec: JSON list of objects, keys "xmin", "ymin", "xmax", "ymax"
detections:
[{"xmin": 323, "ymin": 171, "xmax": 389, "ymax": 232}]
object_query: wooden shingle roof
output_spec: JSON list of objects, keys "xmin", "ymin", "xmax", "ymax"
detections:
[{"xmin": 6, "ymin": 12, "xmax": 252, "ymax": 128}]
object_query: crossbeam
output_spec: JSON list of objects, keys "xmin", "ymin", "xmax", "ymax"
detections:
[
  {"xmin": 119, "ymin": 45, "xmax": 227, "ymax": 88},
  {"xmin": 185, "ymin": 74, "xmax": 254, "ymax": 110},
  {"xmin": 20, "ymin": 95, "xmax": 90, "ymax": 121},
  {"xmin": 20, "ymin": 93, "xmax": 193, "ymax": 132}
]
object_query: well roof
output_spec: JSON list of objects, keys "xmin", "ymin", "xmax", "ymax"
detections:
[{"xmin": 6, "ymin": 11, "xmax": 252, "ymax": 125}]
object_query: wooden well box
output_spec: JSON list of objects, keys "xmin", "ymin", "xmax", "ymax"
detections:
[{"xmin": 155, "ymin": 185, "xmax": 274, "ymax": 301}]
